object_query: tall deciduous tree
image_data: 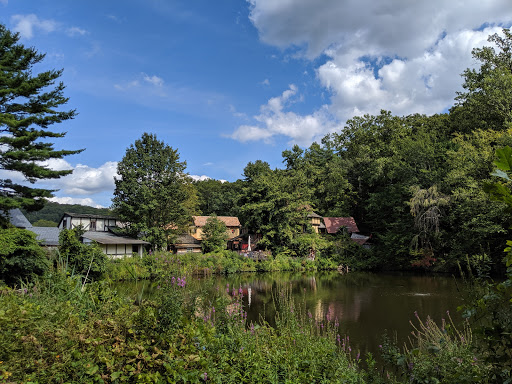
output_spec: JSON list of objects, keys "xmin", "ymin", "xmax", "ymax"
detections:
[
  {"xmin": 0, "ymin": 24, "xmax": 82, "ymax": 226},
  {"xmin": 201, "ymin": 214, "xmax": 229, "ymax": 253},
  {"xmin": 112, "ymin": 133, "xmax": 191, "ymax": 250}
]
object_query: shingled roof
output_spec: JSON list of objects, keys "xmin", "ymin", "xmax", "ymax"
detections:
[
  {"xmin": 323, "ymin": 217, "xmax": 359, "ymax": 234},
  {"xmin": 192, "ymin": 216, "xmax": 241, "ymax": 227},
  {"xmin": 8, "ymin": 209, "xmax": 33, "ymax": 228}
]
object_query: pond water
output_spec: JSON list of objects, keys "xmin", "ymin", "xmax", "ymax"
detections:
[{"xmin": 117, "ymin": 271, "xmax": 464, "ymax": 357}]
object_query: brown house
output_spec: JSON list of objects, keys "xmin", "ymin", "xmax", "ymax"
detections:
[
  {"xmin": 172, "ymin": 233, "xmax": 202, "ymax": 254},
  {"xmin": 190, "ymin": 216, "xmax": 241, "ymax": 240}
]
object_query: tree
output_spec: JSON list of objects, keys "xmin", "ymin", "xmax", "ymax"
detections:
[
  {"xmin": 112, "ymin": 133, "xmax": 191, "ymax": 250},
  {"xmin": 239, "ymin": 160, "xmax": 313, "ymax": 252},
  {"xmin": 201, "ymin": 215, "xmax": 229, "ymax": 253},
  {"xmin": 0, "ymin": 24, "xmax": 82, "ymax": 227},
  {"xmin": 452, "ymin": 28, "xmax": 512, "ymax": 133}
]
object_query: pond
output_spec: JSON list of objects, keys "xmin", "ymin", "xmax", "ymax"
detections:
[{"xmin": 117, "ymin": 271, "xmax": 464, "ymax": 357}]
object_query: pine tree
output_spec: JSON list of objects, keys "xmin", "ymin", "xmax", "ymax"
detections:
[{"xmin": 0, "ymin": 24, "xmax": 82, "ymax": 226}]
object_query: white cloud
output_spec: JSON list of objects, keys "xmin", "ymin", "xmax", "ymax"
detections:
[
  {"xmin": 233, "ymin": 1, "xmax": 512, "ymax": 145},
  {"xmin": 67, "ymin": 26, "xmax": 88, "ymax": 36},
  {"xmin": 230, "ymin": 84, "xmax": 342, "ymax": 145},
  {"xmin": 53, "ymin": 161, "xmax": 118, "ymax": 195},
  {"xmin": 142, "ymin": 73, "xmax": 164, "ymax": 87},
  {"xmin": 48, "ymin": 196, "xmax": 105, "ymax": 208},
  {"xmin": 189, "ymin": 174, "xmax": 211, "ymax": 181},
  {"xmin": 261, "ymin": 78, "xmax": 270, "ymax": 86},
  {"xmin": 11, "ymin": 14, "xmax": 56, "ymax": 39}
]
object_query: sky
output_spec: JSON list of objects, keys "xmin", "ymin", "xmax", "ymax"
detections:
[{"xmin": 0, "ymin": 0, "xmax": 511, "ymax": 208}]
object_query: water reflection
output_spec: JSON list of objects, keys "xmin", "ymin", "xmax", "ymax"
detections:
[
  {"xmin": 219, "ymin": 271, "xmax": 463, "ymax": 357},
  {"xmin": 115, "ymin": 271, "xmax": 463, "ymax": 357}
]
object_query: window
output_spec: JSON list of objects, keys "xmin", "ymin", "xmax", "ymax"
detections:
[{"xmin": 90, "ymin": 219, "xmax": 96, "ymax": 231}]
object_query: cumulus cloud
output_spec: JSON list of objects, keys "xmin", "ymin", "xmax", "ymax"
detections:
[
  {"xmin": 11, "ymin": 14, "xmax": 56, "ymax": 39},
  {"xmin": 230, "ymin": 84, "xmax": 342, "ymax": 145},
  {"xmin": 231, "ymin": 1, "xmax": 512, "ymax": 145},
  {"xmin": 53, "ymin": 161, "xmax": 118, "ymax": 195}
]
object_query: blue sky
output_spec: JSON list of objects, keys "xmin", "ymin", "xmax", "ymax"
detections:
[{"xmin": 1, "ymin": 0, "xmax": 511, "ymax": 207}]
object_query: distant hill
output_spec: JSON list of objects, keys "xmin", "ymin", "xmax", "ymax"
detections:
[{"xmin": 22, "ymin": 202, "xmax": 113, "ymax": 226}]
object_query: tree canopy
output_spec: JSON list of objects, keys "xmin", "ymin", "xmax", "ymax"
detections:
[
  {"xmin": 111, "ymin": 133, "xmax": 192, "ymax": 250},
  {"xmin": 0, "ymin": 24, "xmax": 82, "ymax": 227}
]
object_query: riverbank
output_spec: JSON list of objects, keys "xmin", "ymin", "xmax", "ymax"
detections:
[{"xmin": 106, "ymin": 250, "xmax": 340, "ymax": 281}]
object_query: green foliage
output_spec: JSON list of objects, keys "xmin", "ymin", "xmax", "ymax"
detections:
[
  {"xmin": 201, "ymin": 214, "xmax": 229, "ymax": 253},
  {"xmin": 381, "ymin": 314, "xmax": 490, "ymax": 383},
  {"xmin": 32, "ymin": 218, "xmax": 58, "ymax": 227},
  {"xmin": 239, "ymin": 160, "xmax": 313, "ymax": 252},
  {"xmin": 0, "ymin": 227, "xmax": 48, "ymax": 285},
  {"xmin": 194, "ymin": 178, "xmax": 243, "ymax": 217},
  {"xmin": 0, "ymin": 266, "xmax": 366, "ymax": 383},
  {"xmin": 58, "ymin": 228, "xmax": 107, "ymax": 281},
  {"xmin": 467, "ymin": 145, "xmax": 512, "ymax": 381},
  {"xmin": 0, "ymin": 24, "xmax": 82, "ymax": 226},
  {"xmin": 112, "ymin": 133, "xmax": 191, "ymax": 250}
]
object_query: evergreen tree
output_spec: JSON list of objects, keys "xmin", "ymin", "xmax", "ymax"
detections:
[
  {"xmin": 112, "ymin": 133, "xmax": 191, "ymax": 250},
  {"xmin": 0, "ymin": 24, "xmax": 82, "ymax": 227}
]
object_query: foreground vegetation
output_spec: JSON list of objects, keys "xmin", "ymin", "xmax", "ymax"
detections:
[{"xmin": 0, "ymin": 255, "xmax": 501, "ymax": 383}]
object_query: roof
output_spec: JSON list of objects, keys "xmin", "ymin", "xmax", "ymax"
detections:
[
  {"xmin": 193, "ymin": 216, "xmax": 241, "ymax": 227},
  {"xmin": 81, "ymin": 231, "xmax": 149, "ymax": 245},
  {"xmin": 8, "ymin": 209, "xmax": 33, "ymax": 228},
  {"xmin": 307, "ymin": 211, "xmax": 323, "ymax": 219},
  {"xmin": 61, "ymin": 212, "xmax": 118, "ymax": 220},
  {"xmin": 29, "ymin": 227, "xmax": 61, "ymax": 246},
  {"xmin": 351, "ymin": 233, "xmax": 371, "ymax": 245},
  {"xmin": 323, "ymin": 217, "xmax": 359, "ymax": 234},
  {"xmin": 174, "ymin": 233, "xmax": 202, "ymax": 247}
]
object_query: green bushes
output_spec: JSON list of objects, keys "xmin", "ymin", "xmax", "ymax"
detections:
[
  {"xmin": 381, "ymin": 313, "xmax": 490, "ymax": 383},
  {"xmin": 59, "ymin": 228, "xmax": 108, "ymax": 281},
  {"xmin": 0, "ymin": 227, "xmax": 49, "ymax": 285}
]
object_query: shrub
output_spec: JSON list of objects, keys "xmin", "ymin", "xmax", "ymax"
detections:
[
  {"xmin": 0, "ymin": 227, "xmax": 49, "ymax": 285},
  {"xmin": 58, "ymin": 228, "xmax": 108, "ymax": 281}
]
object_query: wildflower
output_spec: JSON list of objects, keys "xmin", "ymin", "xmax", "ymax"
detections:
[
  {"xmin": 335, "ymin": 317, "xmax": 339, "ymax": 328},
  {"xmin": 356, "ymin": 352, "xmax": 360, "ymax": 361},
  {"xmin": 379, "ymin": 345, "xmax": 382, "ymax": 348},
  {"xmin": 408, "ymin": 362, "xmax": 414, "ymax": 370},
  {"xmin": 250, "ymin": 323, "xmax": 255, "ymax": 335},
  {"xmin": 203, "ymin": 372, "xmax": 207, "ymax": 381},
  {"xmin": 308, "ymin": 311, "xmax": 312, "ymax": 319}
]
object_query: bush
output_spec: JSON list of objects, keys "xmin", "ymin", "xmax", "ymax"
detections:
[
  {"xmin": 0, "ymin": 227, "xmax": 49, "ymax": 286},
  {"xmin": 58, "ymin": 228, "xmax": 108, "ymax": 281}
]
